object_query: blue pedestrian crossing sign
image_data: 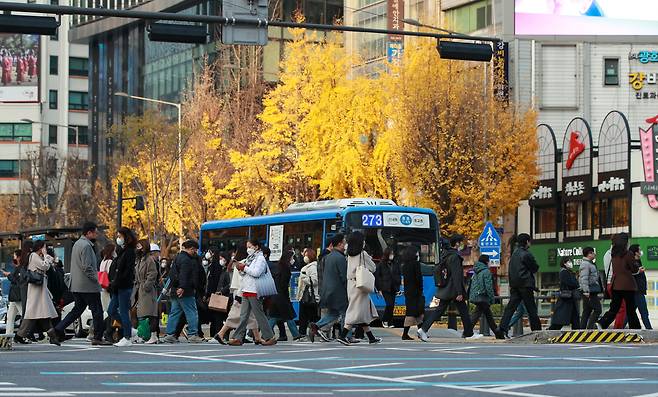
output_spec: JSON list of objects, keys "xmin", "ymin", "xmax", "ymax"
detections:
[{"xmin": 478, "ymin": 222, "xmax": 501, "ymax": 266}]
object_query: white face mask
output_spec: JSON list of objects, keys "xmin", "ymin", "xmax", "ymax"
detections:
[
  {"xmin": 247, "ymin": 248, "xmax": 256, "ymax": 256},
  {"xmin": 116, "ymin": 237, "xmax": 125, "ymax": 247},
  {"xmin": 202, "ymin": 259, "xmax": 209, "ymax": 267},
  {"xmin": 565, "ymin": 261, "xmax": 574, "ymax": 269},
  {"xmin": 205, "ymin": 252, "xmax": 212, "ymax": 260},
  {"xmin": 303, "ymin": 256, "xmax": 310, "ymax": 264},
  {"xmin": 389, "ymin": 254, "xmax": 394, "ymax": 261},
  {"xmin": 219, "ymin": 258, "xmax": 227, "ymax": 266},
  {"xmin": 160, "ymin": 261, "xmax": 167, "ymax": 268}
]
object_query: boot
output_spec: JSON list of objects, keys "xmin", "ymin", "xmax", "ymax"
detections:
[{"xmin": 145, "ymin": 332, "xmax": 158, "ymax": 344}]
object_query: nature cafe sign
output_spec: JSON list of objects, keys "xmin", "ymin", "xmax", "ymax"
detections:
[{"xmin": 640, "ymin": 115, "xmax": 658, "ymax": 209}]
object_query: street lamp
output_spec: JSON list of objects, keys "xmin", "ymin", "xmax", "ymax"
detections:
[
  {"xmin": 20, "ymin": 118, "xmax": 79, "ymax": 150},
  {"xmin": 114, "ymin": 92, "xmax": 183, "ymax": 249}
]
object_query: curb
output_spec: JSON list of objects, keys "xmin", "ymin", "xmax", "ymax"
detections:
[
  {"xmin": 548, "ymin": 330, "xmax": 643, "ymax": 344},
  {"xmin": 0, "ymin": 334, "xmax": 13, "ymax": 350}
]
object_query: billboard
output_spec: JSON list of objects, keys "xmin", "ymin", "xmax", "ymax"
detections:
[
  {"xmin": 515, "ymin": 0, "xmax": 658, "ymax": 36},
  {"xmin": 0, "ymin": 34, "xmax": 39, "ymax": 102}
]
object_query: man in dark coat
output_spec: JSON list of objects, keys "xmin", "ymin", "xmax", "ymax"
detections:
[
  {"xmin": 418, "ymin": 235, "xmax": 476, "ymax": 340},
  {"xmin": 496, "ymin": 233, "xmax": 542, "ymax": 338},
  {"xmin": 309, "ymin": 234, "xmax": 346, "ymax": 343}
]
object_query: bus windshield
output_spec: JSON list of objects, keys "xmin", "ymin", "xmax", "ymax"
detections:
[{"xmin": 344, "ymin": 211, "xmax": 439, "ymax": 265}]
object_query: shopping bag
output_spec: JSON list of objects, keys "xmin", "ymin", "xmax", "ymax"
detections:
[
  {"xmin": 255, "ymin": 266, "xmax": 278, "ymax": 297},
  {"xmin": 98, "ymin": 271, "xmax": 110, "ymax": 289},
  {"xmin": 137, "ymin": 318, "xmax": 150, "ymax": 340},
  {"xmin": 208, "ymin": 293, "xmax": 230, "ymax": 312}
]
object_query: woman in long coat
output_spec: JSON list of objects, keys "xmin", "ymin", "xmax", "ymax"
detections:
[
  {"xmin": 133, "ymin": 239, "xmax": 159, "ymax": 344},
  {"xmin": 401, "ymin": 246, "xmax": 424, "ymax": 340},
  {"xmin": 549, "ymin": 257, "xmax": 581, "ymax": 330},
  {"xmin": 15, "ymin": 240, "xmax": 60, "ymax": 346},
  {"xmin": 267, "ymin": 249, "xmax": 301, "ymax": 340},
  {"xmin": 338, "ymin": 231, "xmax": 381, "ymax": 345}
]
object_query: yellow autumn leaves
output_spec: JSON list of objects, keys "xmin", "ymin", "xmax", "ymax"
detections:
[{"xmin": 111, "ymin": 28, "xmax": 539, "ymax": 243}]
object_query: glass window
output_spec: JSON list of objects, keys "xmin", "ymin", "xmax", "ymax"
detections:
[
  {"xmin": 0, "ymin": 160, "xmax": 21, "ymax": 177},
  {"xmin": 0, "ymin": 123, "xmax": 32, "ymax": 141},
  {"xmin": 68, "ymin": 126, "xmax": 89, "ymax": 145},
  {"xmin": 534, "ymin": 206, "xmax": 557, "ymax": 235},
  {"xmin": 49, "ymin": 90, "xmax": 58, "ymax": 109},
  {"xmin": 445, "ymin": 0, "xmax": 492, "ymax": 33},
  {"xmin": 50, "ymin": 56, "xmax": 58, "ymax": 75},
  {"xmin": 565, "ymin": 201, "xmax": 591, "ymax": 237},
  {"xmin": 69, "ymin": 57, "xmax": 89, "ymax": 77},
  {"xmin": 250, "ymin": 225, "xmax": 267, "ymax": 244},
  {"xmin": 49, "ymin": 125, "xmax": 58, "ymax": 145},
  {"xmin": 69, "ymin": 91, "xmax": 89, "ymax": 110},
  {"xmin": 202, "ymin": 227, "xmax": 249, "ymax": 252},
  {"xmin": 598, "ymin": 197, "xmax": 629, "ymax": 228},
  {"xmin": 283, "ymin": 221, "xmax": 324, "ymax": 253},
  {"xmin": 604, "ymin": 58, "xmax": 619, "ymax": 86}
]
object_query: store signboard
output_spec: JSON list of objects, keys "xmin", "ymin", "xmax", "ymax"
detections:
[{"xmin": 639, "ymin": 119, "xmax": 658, "ymax": 208}]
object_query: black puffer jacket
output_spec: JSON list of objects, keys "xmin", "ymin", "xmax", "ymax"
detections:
[
  {"xmin": 435, "ymin": 249, "xmax": 466, "ymax": 300},
  {"xmin": 109, "ymin": 246, "xmax": 136, "ymax": 292},
  {"xmin": 508, "ymin": 246, "xmax": 539, "ymax": 289},
  {"xmin": 169, "ymin": 251, "xmax": 200, "ymax": 297},
  {"xmin": 375, "ymin": 259, "xmax": 401, "ymax": 293}
]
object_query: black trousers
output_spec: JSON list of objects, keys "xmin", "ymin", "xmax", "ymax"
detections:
[
  {"xmin": 580, "ymin": 294, "xmax": 602, "ymax": 329},
  {"xmin": 599, "ymin": 290, "xmax": 641, "ymax": 329},
  {"xmin": 470, "ymin": 302, "xmax": 498, "ymax": 331},
  {"xmin": 421, "ymin": 298, "xmax": 474, "ymax": 337},
  {"xmin": 298, "ymin": 302, "xmax": 319, "ymax": 336},
  {"xmin": 55, "ymin": 292, "xmax": 105, "ymax": 340},
  {"xmin": 382, "ymin": 292, "xmax": 396, "ymax": 323},
  {"xmin": 498, "ymin": 287, "xmax": 542, "ymax": 332},
  {"xmin": 208, "ymin": 310, "xmax": 226, "ymax": 337}
]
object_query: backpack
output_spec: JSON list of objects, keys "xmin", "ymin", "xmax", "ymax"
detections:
[{"xmin": 433, "ymin": 254, "xmax": 451, "ymax": 288}]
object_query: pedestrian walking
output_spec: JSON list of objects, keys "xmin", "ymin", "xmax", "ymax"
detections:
[
  {"xmin": 98, "ymin": 244, "xmax": 115, "ymax": 313},
  {"xmin": 174, "ymin": 248, "xmax": 208, "ymax": 340},
  {"xmin": 375, "ymin": 247, "xmax": 401, "ymax": 328},
  {"xmin": 53, "ymin": 222, "xmax": 109, "ymax": 345},
  {"xmin": 162, "ymin": 239, "xmax": 204, "ymax": 343},
  {"xmin": 469, "ymin": 255, "xmax": 504, "ymax": 338},
  {"xmin": 2, "ymin": 249, "xmax": 25, "ymax": 336},
  {"xmin": 108, "ymin": 227, "xmax": 137, "ymax": 347},
  {"xmin": 314, "ymin": 240, "xmax": 335, "ymax": 341},
  {"xmin": 579, "ymin": 247, "xmax": 603, "ymax": 329},
  {"xmin": 597, "ymin": 233, "xmax": 641, "ymax": 330},
  {"xmin": 400, "ymin": 246, "xmax": 424, "ymax": 340},
  {"xmin": 548, "ymin": 257, "xmax": 581, "ymax": 330},
  {"xmin": 229, "ymin": 239, "xmax": 277, "ymax": 346},
  {"xmin": 132, "ymin": 239, "xmax": 159, "ymax": 344},
  {"xmin": 603, "ymin": 236, "xmax": 626, "ymax": 329},
  {"xmin": 418, "ymin": 235, "xmax": 477, "ymax": 341},
  {"xmin": 205, "ymin": 250, "xmax": 229, "ymax": 337},
  {"xmin": 629, "ymin": 244, "xmax": 652, "ymax": 329},
  {"xmin": 268, "ymin": 249, "xmax": 301, "ymax": 341},
  {"xmin": 496, "ymin": 234, "xmax": 542, "ymax": 339},
  {"xmin": 309, "ymin": 234, "xmax": 348, "ymax": 343},
  {"xmin": 14, "ymin": 241, "xmax": 60, "ymax": 346},
  {"xmin": 296, "ymin": 248, "xmax": 320, "ymax": 338},
  {"xmin": 335, "ymin": 232, "xmax": 381, "ymax": 345}
]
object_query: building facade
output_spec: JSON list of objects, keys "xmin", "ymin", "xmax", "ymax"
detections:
[{"xmin": 0, "ymin": 0, "xmax": 89, "ymax": 226}]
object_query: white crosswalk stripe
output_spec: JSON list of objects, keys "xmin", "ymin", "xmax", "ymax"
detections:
[{"xmin": 0, "ymin": 382, "xmax": 74, "ymax": 396}]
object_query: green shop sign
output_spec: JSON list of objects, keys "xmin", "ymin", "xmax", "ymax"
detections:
[{"xmin": 529, "ymin": 237, "xmax": 658, "ymax": 272}]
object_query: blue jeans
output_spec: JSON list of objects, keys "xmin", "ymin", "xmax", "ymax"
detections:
[
  {"xmin": 268, "ymin": 318, "xmax": 300, "ymax": 338},
  {"xmin": 108, "ymin": 288, "xmax": 133, "ymax": 338},
  {"xmin": 166, "ymin": 296, "xmax": 198, "ymax": 336},
  {"xmin": 316, "ymin": 308, "xmax": 344, "ymax": 330},
  {"xmin": 635, "ymin": 293, "xmax": 653, "ymax": 330},
  {"xmin": 509, "ymin": 302, "xmax": 527, "ymax": 327}
]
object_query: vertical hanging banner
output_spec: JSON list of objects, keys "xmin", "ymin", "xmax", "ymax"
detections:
[
  {"xmin": 387, "ymin": 0, "xmax": 404, "ymax": 64},
  {"xmin": 639, "ymin": 116, "xmax": 658, "ymax": 208},
  {"xmin": 492, "ymin": 41, "xmax": 509, "ymax": 103}
]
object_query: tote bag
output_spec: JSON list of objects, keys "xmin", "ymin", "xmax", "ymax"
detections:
[
  {"xmin": 208, "ymin": 293, "xmax": 230, "ymax": 312},
  {"xmin": 255, "ymin": 266, "xmax": 278, "ymax": 297},
  {"xmin": 355, "ymin": 254, "xmax": 375, "ymax": 294}
]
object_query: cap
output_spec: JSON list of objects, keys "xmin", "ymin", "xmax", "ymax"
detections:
[{"xmin": 150, "ymin": 243, "xmax": 161, "ymax": 252}]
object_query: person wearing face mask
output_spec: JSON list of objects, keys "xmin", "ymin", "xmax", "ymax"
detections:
[
  {"xmin": 15, "ymin": 241, "xmax": 60, "ymax": 346},
  {"xmin": 107, "ymin": 227, "xmax": 137, "ymax": 347},
  {"xmin": 132, "ymin": 239, "xmax": 159, "ymax": 344},
  {"xmin": 267, "ymin": 248, "xmax": 302, "ymax": 341},
  {"xmin": 629, "ymin": 244, "xmax": 652, "ymax": 329},
  {"xmin": 548, "ymin": 257, "xmax": 581, "ymax": 330},
  {"xmin": 173, "ymin": 245, "xmax": 208, "ymax": 341},
  {"xmin": 400, "ymin": 246, "xmax": 424, "ymax": 340},
  {"xmin": 579, "ymin": 247, "xmax": 602, "ymax": 329},
  {"xmin": 204, "ymin": 249, "xmax": 228, "ymax": 337},
  {"xmin": 296, "ymin": 248, "xmax": 320, "ymax": 339},
  {"xmin": 375, "ymin": 247, "xmax": 401, "ymax": 328}
]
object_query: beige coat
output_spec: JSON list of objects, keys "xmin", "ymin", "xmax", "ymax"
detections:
[
  {"xmin": 344, "ymin": 252, "xmax": 378, "ymax": 326},
  {"xmin": 132, "ymin": 255, "xmax": 159, "ymax": 318},
  {"xmin": 24, "ymin": 253, "xmax": 58, "ymax": 320}
]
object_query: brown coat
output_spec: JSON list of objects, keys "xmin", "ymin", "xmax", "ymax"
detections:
[
  {"xmin": 132, "ymin": 255, "xmax": 159, "ymax": 318},
  {"xmin": 611, "ymin": 252, "xmax": 639, "ymax": 291}
]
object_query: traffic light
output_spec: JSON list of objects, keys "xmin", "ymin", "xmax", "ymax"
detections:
[
  {"xmin": 0, "ymin": 15, "xmax": 58, "ymax": 35},
  {"xmin": 135, "ymin": 196, "xmax": 145, "ymax": 211},
  {"xmin": 437, "ymin": 41, "xmax": 493, "ymax": 62},
  {"xmin": 147, "ymin": 23, "xmax": 208, "ymax": 44},
  {"xmin": 221, "ymin": 0, "xmax": 268, "ymax": 46}
]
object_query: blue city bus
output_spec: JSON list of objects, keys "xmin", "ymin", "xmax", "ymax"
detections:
[{"xmin": 199, "ymin": 198, "xmax": 440, "ymax": 323}]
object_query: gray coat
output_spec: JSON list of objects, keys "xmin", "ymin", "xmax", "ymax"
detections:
[
  {"xmin": 578, "ymin": 258, "xmax": 599, "ymax": 294},
  {"xmin": 69, "ymin": 236, "xmax": 100, "ymax": 293},
  {"xmin": 132, "ymin": 255, "xmax": 159, "ymax": 318},
  {"xmin": 344, "ymin": 252, "xmax": 378, "ymax": 326},
  {"xmin": 319, "ymin": 249, "xmax": 348, "ymax": 312},
  {"xmin": 24, "ymin": 253, "xmax": 58, "ymax": 320}
]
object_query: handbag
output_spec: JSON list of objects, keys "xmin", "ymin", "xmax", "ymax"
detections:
[
  {"xmin": 355, "ymin": 253, "xmax": 375, "ymax": 294},
  {"xmin": 26, "ymin": 269, "xmax": 44, "ymax": 286},
  {"xmin": 98, "ymin": 271, "xmax": 110, "ymax": 289},
  {"xmin": 300, "ymin": 276, "xmax": 317, "ymax": 305},
  {"xmin": 208, "ymin": 293, "xmax": 230, "ymax": 312},
  {"xmin": 254, "ymin": 266, "xmax": 278, "ymax": 297}
]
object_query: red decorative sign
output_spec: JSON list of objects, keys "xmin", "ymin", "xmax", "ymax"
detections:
[
  {"xmin": 565, "ymin": 132, "xmax": 585, "ymax": 170},
  {"xmin": 640, "ymin": 116, "xmax": 658, "ymax": 209}
]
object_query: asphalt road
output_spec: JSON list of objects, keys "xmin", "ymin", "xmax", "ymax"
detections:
[{"xmin": 2, "ymin": 331, "xmax": 658, "ymax": 397}]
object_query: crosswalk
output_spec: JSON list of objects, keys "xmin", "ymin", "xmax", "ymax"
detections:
[{"xmin": 0, "ymin": 382, "xmax": 72, "ymax": 396}]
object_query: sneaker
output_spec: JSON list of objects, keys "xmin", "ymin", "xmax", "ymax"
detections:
[
  {"xmin": 295, "ymin": 335, "xmax": 308, "ymax": 342},
  {"xmin": 595, "ymin": 322, "xmax": 603, "ymax": 331},
  {"xmin": 213, "ymin": 334, "xmax": 226, "ymax": 345},
  {"xmin": 14, "ymin": 334, "xmax": 31, "ymax": 344},
  {"xmin": 145, "ymin": 337, "xmax": 159, "ymax": 345},
  {"xmin": 162, "ymin": 334, "xmax": 179, "ymax": 344},
  {"xmin": 188, "ymin": 335, "xmax": 205, "ymax": 343},
  {"xmin": 417, "ymin": 329, "xmax": 429, "ymax": 342},
  {"xmin": 369, "ymin": 337, "xmax": 383, "ymax": 344},
  {"xmin": 348, "ymin": 337, "xmax": 361, "ymax": 344},
  {"xmin": 91, "ymin": 339, "xmax": 113, "ymax": 346},
  {"xmin": 318, "ymin": 330, "xmax": 332, "ymax": 342},
  {"xmin": 465, "ymin": 333, "xmax": 484, "ymax": 340},
  {"xmin": 293, "ymin": 335, "xmax": 305, "ymax": 342},
  {"xmin": 336, "ymin": 336, "xmax": 351, "ymax": 346},
  {"xmin": 114, "ymin": 337, "xmax": 132, "ymax": 347}
]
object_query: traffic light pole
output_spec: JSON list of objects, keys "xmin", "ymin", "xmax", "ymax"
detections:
[{"xmin": 0, "ymin": 1, "xmax": 500, "ymax": 43}]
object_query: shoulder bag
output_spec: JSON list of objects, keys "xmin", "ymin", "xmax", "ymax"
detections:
[
  {"xmin": 25, "ymin": 254, "xmax": 44, "ymax": 286},
  {"xmin": 255, "ymin": 265, "xmax": 278, "ymax": 297},
  {"xmin": 356, "ymin": 253, "xmax": 376, "ymax": 294},
  {"xmin": 300, "ymin": 273, "xmax": 317, "ymax": 305}
]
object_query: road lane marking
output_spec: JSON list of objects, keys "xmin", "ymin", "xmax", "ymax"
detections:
[
  {"xmin": 639, "ymin": 362, "xmax": 658, "ymax": 366},
  {"xmin": 334, "ymin": 388, "xmax": 414, "ymax": 392},
  {"xmin": 436, "ymin": 383, "xmax": 557, "ymax": 397},
  {"xmin": 632, "ymin": 393, "xmax": 658, "ymax": 397},
  {"xmin": 261, "ymin": 357, "xmax": 342, "ymax": 365},
  {"xmin": 564, "ymin": 358, "xmax": 612, "ymax": 363},
  {"xmin": 501, "ymin": 354, "xmax": 539, "ymax": 358},
  {"xmin": 203, "ymin": 352, "xmax": 269, "ymax": 358},
  {"xmin": 397, "ymin": 370, "xmax": 479, "ymax": 380},
  {"xmin": 0, "ymin": 388, "xmax": 46, "ymax": 391},
  {"xmin": 278, "ymin": 348, "xmax": 342, "ymax": 354},
  {"xmin": 328, "ymin": 363, "xmax": 402, "ymax": 371}
]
